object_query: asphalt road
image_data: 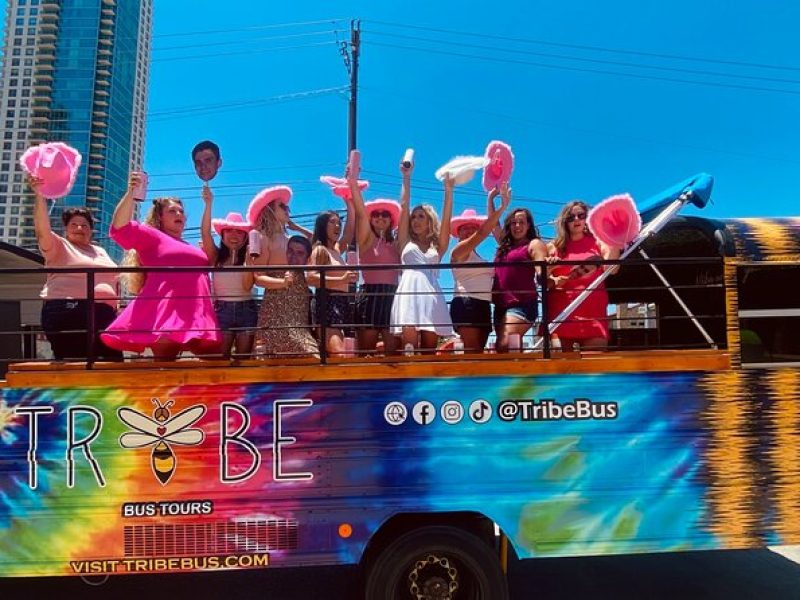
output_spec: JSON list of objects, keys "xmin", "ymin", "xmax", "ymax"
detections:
[{"xmin": 1, "ymin": 549, "xmax": 798, "ymax": 599}]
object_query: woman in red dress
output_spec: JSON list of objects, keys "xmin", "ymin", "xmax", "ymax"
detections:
[{"xmin": 546, "ymin": 200, "xmax": 621, "ymax": 350}]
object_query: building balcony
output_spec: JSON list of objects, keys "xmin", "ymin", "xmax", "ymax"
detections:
[
  {"xmin": 94, "ymin": 99, "xmax": 109, "ymax": 107},
  {"xmin": 41, "ymin": 1, "xmax": 61, "ymax": 10},
  {"xmin": 31, "ymin": 112, "xmax": 50, "ymax": 122},
  {"xmin": 38, "ymin": 31, "xmax": 57, "ymax": 41},
  {"xmin": 88, "ymin": 158, "xmax": 104, "ymax": 166},
  {"xmin": 38, "ymin": 41, "xmax": 56, "ymax": 50},
  {"xmin": 96, "ymin": 78, "xmax": 110, "ymax": 88},
  {"xmin": 33, "ymin": 92, "xmax": 52, "ymax": 102},
  {"xmin": 87, "ymin": 184, "xmax": 102, "ymax": 192},
  {"xmin": 34, "ymin": 81, "xmax": 52, "ymax": 92},
  {"xmin": 35, "ymin": 72, "xmax": 54, "ymax": 82},
  {"xmin": 92, "ymin": 109, "xmax": 109, "ymax": 118},
  {"xmin": 96, "ymin": 68, "xmax": 111, "ymax": 77},
  {"xmin": 92, "ymin": 120, "xmax": 108, "ymax": 129},
  {"xmin": 97, "ymin": 58, "xmax": 111, "ymax": 67},
  {"xmin": 101, "ymin": 18, "xmax": 113, "ymax": 26},
  {"xmin": 91, "ymin": 130, "xmax": 107, "ymax": 139},
  {"xmin": 95, "ymin": 89, "xmax": 109, "ymax": 97},
  {"xmin": 98, "ymin": 48, "xmax": 111, "ymax": 56},
  {"xmin": 35, "ymin": 61, "xmax": 55, "ymax": 72},
  {"xmin": 102, "ymin": 0, "xmax": 116, "ymax": 7},
  {"xmin": 88, "ymin": 172, "xmax": 103, "ymax": 180}
]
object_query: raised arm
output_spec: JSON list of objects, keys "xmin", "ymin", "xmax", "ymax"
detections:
[
  {"xmin": 200, "ymin": 185, "xmax": 218, "ymax": 265},
  {"xmin": 111, "ymin": 172, "xmax": 140, "ymax": 230},
  {"xmin": 437, "ymin": 174, "xmax": 454, "ymax": 259},
  {"xmin": 29, "ymin": 177, "xmax": 55, "ymax": 254},
  {"xmin": 396, "ymin": 161, "xmax": 413, "ymax": 250},
  {"xmin": 337, "ymin": 198, "xmax": 355, "ymax": 252},
  {"xmin": 451, "ymin": 184, "xmax": 511, "ymax": 263},
  {"xmin": 488, "ymin": 187, "xmax": 504, "ymax": 243},
  {"xmin": 349, "ymin": 172, "xmax": 375, "ymax": 248},
  {"xmin": 287, "ymin": 219, "xmax": 313, "ymax": 240}
]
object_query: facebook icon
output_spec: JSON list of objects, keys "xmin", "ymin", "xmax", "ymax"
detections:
[{"xmin": 412, "ymin": 401, "xmax": 435, "ymax": 425}]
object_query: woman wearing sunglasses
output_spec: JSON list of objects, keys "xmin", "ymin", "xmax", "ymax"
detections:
[
  {"xmin": 545, "ymin": 200, "xmax": 621, "ymax": 350},
  {"xmin": 347, "ymin": 170, "xmax": 402, "ymax": 356}
]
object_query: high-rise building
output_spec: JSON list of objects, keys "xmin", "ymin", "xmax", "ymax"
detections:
[{"xmin": 0, "ymin": 0, "xmax": 152, "ymax": 260}]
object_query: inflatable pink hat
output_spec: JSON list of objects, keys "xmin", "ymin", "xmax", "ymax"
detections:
[
  {"xmin": 212, "ymin": 212, "xmax": 252, "ymax": 235},
  {"xmin": 482, "ymin": 140, "xmax": 514, "ymax": 192},
  {"xmin": 246, "ymin": 185, "xmax": 292, "ymax": 225},
  {"xmin": 587, "ymin": 193, "xmax": 641, "ymax": 249},
  {"xmin": 19, "ymin": 142, "xmax": 82, "ymax": 199},
  {"xmin": 365, "ymin": 199, "xmax": 401, "ymax": 226},
  {"xmin": 319, "ymin": 175, "xmax": 369, "ymax": 202},
  {"xmin": 450, "ymin": 208, "xmax": 488, "ymax": 238}
]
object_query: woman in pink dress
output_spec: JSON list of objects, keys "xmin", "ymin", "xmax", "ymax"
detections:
[
  {"xmin": 546, "ymin": 200, "xmax": 621, "ymax": 350},
  {"xmin": 101, "ymin": 172, "xmax": 221, "ymax": 360}
]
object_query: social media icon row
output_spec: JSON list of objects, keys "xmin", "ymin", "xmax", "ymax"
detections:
[{"xmin": 383, "ymin": 400, "xmax": 492, "ymax": 426}]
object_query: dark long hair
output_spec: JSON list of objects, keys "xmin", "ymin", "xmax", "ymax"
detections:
[
  {"xmin": 215, "ymin": 234, "xmax": 248, "ymax": 267},
  {"xmin": 496, "ymin": 208, "xmax": 539, "ymax": 259},
  {"xmin": 311, "ymin": 210, "xmax": 340, "ymax": 248}
]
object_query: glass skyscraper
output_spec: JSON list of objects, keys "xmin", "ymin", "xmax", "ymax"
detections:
[{"xmin": 0, "ymin": 0, "xmax": 152, "ymax": 260}]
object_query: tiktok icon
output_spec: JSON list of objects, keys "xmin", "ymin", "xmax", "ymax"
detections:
[{"xmin": 469, "ymin": 399, "xmax": 492, "ymax": 424}]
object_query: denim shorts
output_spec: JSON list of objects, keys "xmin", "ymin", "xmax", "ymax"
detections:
[
  {"xmin": 493, "ymin": 300, "xmax": 539, "ymax": 328},
  {"xmin": 214, "ymin": 299, "xmax": 259, "ymax": 332}
]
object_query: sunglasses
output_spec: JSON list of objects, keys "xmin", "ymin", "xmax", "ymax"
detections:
[
  {"xmin": 566, "ymin": 212, "xmax": 587, "ymax": 223},
  {"xmin": 371, "ymin": 210, "xmax": 391, "ymax": 219}
]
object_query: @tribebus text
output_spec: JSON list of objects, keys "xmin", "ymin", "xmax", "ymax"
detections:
[
  {"xmin": 70, "ymin": 553, "xmax": 269, "ymax": 574},
  {"xmin": 498, "ymin": 398, "xmax": 618, "ymax": 421}
]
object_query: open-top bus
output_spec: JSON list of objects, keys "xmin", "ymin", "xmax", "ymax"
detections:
[{"xmin": 1, "ymin": 174, "xmax": 798, "ymax": 599}]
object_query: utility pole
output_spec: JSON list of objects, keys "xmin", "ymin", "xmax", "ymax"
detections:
[{"xmin": 342, "ymin": 19, "xmax": 361, "ymax": 153}]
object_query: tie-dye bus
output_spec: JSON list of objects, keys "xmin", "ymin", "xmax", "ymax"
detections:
[{"xmin": 1, "ymin": 192, "xmax": 798, "ymax": 599}]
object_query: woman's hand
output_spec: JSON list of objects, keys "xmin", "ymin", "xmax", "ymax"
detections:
[
  {"xmin": 499, "ymin": 182, "xmax": 512, "ymax": 211},
  {"xmin": 443, "ymin": 173, "xmax": 455, "ymax": 192},
  {"xmin": 284, "ymin": 271, "xmax": 296, "ymax": 289},
  {"xmin": 201, "ymin": 185, "xmax": 213, "ymax": 205},
  {"xmin": 400, "ymin": 158, "xmax": 414, "ymax": 178},
  {"xmin": 27, "ymin": 175, "xmax": 45, "ymax": 201}
]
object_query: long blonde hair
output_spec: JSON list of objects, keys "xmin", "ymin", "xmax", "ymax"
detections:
[
  {"xmin": 552, "ymin": 200, "xmax": 590, "ymax": 254},
  {"xmin": 254, "ymin": 201, "xmax": 284, "ymax": 239},
  {"xmin": 122, "ymin": 197, "xmax": 184, "ymax": 295},
  {"xmin": 410, "ymin": 204, "xmax": 441, "ymax": 250}
]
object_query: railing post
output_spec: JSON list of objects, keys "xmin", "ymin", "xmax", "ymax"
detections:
[
  {"xmin": 86, "ymin": 270, "xmax": 96, "ymax": 369},
  {"xmin": 540, "ymin": 262, "xmax": 551, "ymax": 359},
  {"xmin": 319, "ymin": 269, "xmax": 328, "ymax": 365}
]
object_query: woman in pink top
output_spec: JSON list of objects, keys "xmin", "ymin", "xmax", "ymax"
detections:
[
  {"xmin": 491, "ymin": 205, "xmax": 549, "ymax": 352},
  {"xmin": 347, "ymin": 170, "xmax": 402, "ymax": 355},
  {"xmin": 101, "ymin": 172, "xmax": 221, "ymax": 360},
  {"xmin": 546, "ymin": 200, "xmax": 621, "ymax": 349},
  {"xmin": 200, "ymin": 187, "xmax": 256, "ymax": 358},
  {"xmin": 30, "ymin": 177, "xmax": 122, "ymax": 361}
]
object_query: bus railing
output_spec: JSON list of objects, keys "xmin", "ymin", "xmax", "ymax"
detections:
[{"xmin": 0, "ymin": 255, "xmax": 728, "ymax": 370}]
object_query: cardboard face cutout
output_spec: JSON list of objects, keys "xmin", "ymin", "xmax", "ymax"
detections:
[{"xmin": 192, "ymin": 142, "xmax": 222, "ymax": 182}]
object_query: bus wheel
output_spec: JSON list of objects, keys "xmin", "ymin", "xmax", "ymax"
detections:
[{"xmin": 363, "ymin": 525, "xmax": 508, "ymax": 600}]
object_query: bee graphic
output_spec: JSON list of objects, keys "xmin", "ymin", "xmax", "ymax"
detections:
[{"xmin": 118, "ymin": 399, "xmax": 207, "ymax": 485}]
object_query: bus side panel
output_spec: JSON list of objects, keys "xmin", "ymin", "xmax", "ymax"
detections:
[{"xmin": 0, "ymin": 368, "xmax": 798, "ymax": 577}]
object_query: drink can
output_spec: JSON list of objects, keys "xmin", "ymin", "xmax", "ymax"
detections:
[
  {"xmin": 248, "ymin": 229, "xmax": 262, "ymax": 258},
  {"xmin": 132, "ymin": 171, "xmax": 148, "ymax": 202}
]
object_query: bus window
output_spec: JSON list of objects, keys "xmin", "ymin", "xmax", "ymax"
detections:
[
  {"xmin": 737, "ymin": 264, "xmax": 800, "ymax": 365},
  {"xmin": 608, "ymin": 217, "xmax": 727, "ymax": 350}
]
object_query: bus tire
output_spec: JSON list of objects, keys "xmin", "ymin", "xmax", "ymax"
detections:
[{"xmin": 363, "ymin": 525, "xmax": 509, "ymax": 600}]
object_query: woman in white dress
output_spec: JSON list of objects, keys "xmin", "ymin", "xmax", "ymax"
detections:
[{"xmin": 390, "ymin": 162, "xmax": 454, "ymax": 352}]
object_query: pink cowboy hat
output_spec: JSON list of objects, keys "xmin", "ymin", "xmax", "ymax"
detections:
[
  {"xmin": 19, "ymin": 142, "xmax": 82, "ymax": 199},
  {"xmin": 482, "ymin": 140, "xmax": 514, "ymax": 192},
  {"xmin": 365, "ymin": 198, "xmax": 401, "ymax": 226},
  {"xmin": 319, "ymin": 175, "xmax": 369, "ymax": 202},
  {"xmin": 450, "ymin": 208, "xmax": 488, "ymax": 238},
  {"xmin": 435, "ymin": 155, "xmax": 490, "ymax": 186},
  {"xmin": 246, "ymin": 185, "xmax": 292, "ymax": 225},
  {"xmin": 587, "ymin": 193, "xmax": 641, "ymax": 249},
  {"xmin": 212, "ymin": 212, "xmax": 252, "ymax": 235}
]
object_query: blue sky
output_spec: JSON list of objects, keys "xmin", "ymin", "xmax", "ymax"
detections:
[
  {"xmin": 142, "ymin": 0, "xmax": 800, "ymax": 246},
  {"xmin": 3, "ymin": 0, "xmax": 793, "ymax": 242}
]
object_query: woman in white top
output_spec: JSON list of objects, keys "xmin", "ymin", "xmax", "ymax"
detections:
[
  {"xmin": 200, "ymin": 187, "xmax": 256, "ymax": 358},
  {"xmin": 307, "ymin": 207, "xmax": 356, "ymax": 356},
  {"xmin": 449, "ymin": 183, "xmax": 511, "ymax": 352},
  {"xmin": 390, "ymin": 163, "xmax": 454, "ymax": 352},
  {"xmin": 30, "ymin": 176, "xmax": 122, "ymax": 361}
]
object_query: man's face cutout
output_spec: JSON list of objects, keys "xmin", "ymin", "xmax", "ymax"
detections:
[{"xmin": 194, "ymin": 148, "xmax": 221, "ymax": 182}]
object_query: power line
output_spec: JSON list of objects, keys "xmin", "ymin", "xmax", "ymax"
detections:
[
  {"xmin": 366, "ymin": 19, "xmax": 800, "ymax": 74},
  {"xmin": 359, "ymin": 85, "xmax": 800, "ymax": 166},
  {"xmin": 153, "ymin": 18, "xmax": 350, "ymax": 39},
  {"xmin": 364, "ymin": 29, "xmax": 800, "ymax": 87},
  {"xmin": 368, "ymin": 40, "xmax": 800, "ymax": 97},
  {"xmin": 148, "ymin": 86, "xmax": 349, "ymax": 120},
  {"xmin": 151, "ymin": 40, "xmax": 339, "ymax": 64},
  {"xmin": 152, "ymin": 30, "xmax": 342, "ymax": 52}
]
